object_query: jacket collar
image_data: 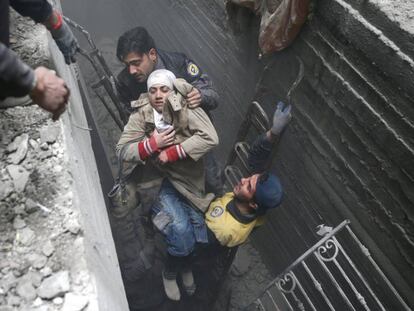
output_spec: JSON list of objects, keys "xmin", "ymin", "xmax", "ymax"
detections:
[{"xmin": 227, "ymin": 200, "xmax": 257, "ymax": 224}]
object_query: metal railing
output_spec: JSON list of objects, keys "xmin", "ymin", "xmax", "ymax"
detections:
[
  {"xmin": 243, "ymin": 220, "xmax": 411, "ymax": 311},
  {"xmin": 64, "ymin": 16, "xmax": 127, "ymax": 129}
]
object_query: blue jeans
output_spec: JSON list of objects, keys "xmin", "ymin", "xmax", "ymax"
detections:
[{"xmin": 152, "ymin": 180, "xmax": 208, "ymax": 257}]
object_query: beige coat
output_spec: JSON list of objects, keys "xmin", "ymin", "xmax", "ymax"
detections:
[{"xmin": 116, "ymin": 79, "xmax": 219, "ymax": 212}]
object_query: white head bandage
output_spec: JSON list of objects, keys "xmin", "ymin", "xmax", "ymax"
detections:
[{"xmin": 147, "ymin": 69, "xmax": 176, "ymax": 91}]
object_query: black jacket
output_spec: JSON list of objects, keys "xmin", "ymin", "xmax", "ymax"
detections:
[
  {"xmin": 116, "ymin": 50, "xmax": 219, "ymax": 116},
  {"xmin": 0, "ymin": 0, "xmax": 53, "ymax": 100}
]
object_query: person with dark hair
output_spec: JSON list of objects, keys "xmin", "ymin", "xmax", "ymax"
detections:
[
  {"xmin": 116, "ymin": 26, "xmax": 223, "ymax": 196},
  {"xmin": 159, "ymin": 102, "xmax": 292, "ymax": 301},
  {"xmin": 0, "ymin": 0, "xmax": 79, "ymax": 118},
  {"xmin": 116, "ymin": 26, "xmax": 218, "ymax": 116}
]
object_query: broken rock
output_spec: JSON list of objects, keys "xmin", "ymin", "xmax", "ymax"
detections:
[
  {"xmin": 40, "ymin": 267, "xmax": 52, "ymax": 278},
  {"xmin": 6, "ymin": 133, "xmax": 28, "ymax": 153},
  {"xmin": 7, "ymin": 133, "xmax": 29, "ymax": 164},
  {"xmin": 42, "ymin": 241, "xmax": 55, "ymax": 257},
  {"xmin": 7, "ymin": 295, "xmax": 20, "ymax": 306},
  {"xmin": 37, "ymin": 270, "xmax": 70, "ymax": 299},
  {"xmin": 12, "ymin": 216, "xmax": 26, "ymax": 230},
  {"xmin": 61, "ymin": 293, "xmax": 89, "ymax": 311},
  {"xmin": 27, "ymin": 253, "xmax": 48, "ymax": 270},
  {"xmin": 16, "ymin": 278, "xmax": 37, "ymax": 301},
  {"xmin": 0, "ymin": 181, "xmax": 13, "ymax": 200},
  {"xmin": 6, "ymin": 164, "xmax": 29, "ymax": 193},
  {"xmin": 64, "ymin": 218, "xmax": 81, "ymax": 235},
  {"xmin": 39, "ymin": 125, "xmax": 60, "ymax": 145},
  {"xmin": 25, "ymin": 198, "xmax": 38, "ymax": 214},
  {"xmin": 17, "ymin": 227, "xmax": 35, "ymax": 245}
]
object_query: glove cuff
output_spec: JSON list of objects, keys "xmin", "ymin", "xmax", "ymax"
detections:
[
  {"xmin": 46, "ymin": 10, "xmax": 63, "ymax": 31},
  {"xmin": 138, "ymin": 137, "xmax": 159, "ymax": 160},
  {"xmin": 165, "ymin": 145, "xmax": 186, "ymax": 163}
]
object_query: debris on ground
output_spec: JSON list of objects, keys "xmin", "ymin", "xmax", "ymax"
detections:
[{"xmin": 0, "ymin": 10, "xmax": 95, "ymax": 311}]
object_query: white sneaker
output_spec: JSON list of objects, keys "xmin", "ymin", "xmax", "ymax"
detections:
[{"xmin": 162, "ymin": 270, "xmax": 181, "ymax": 301}]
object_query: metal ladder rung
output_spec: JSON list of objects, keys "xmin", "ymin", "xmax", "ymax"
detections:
[
  {"xmin": 250, "ymin": 101, "xmax": 270, "ymax": 134},
  {"xmin": 235, "ymin": 142, "xmax": 251, "ymax": 173},
  {"xmin": 224, "ymin": 165, "xmax": 244, "ymax": 189}
]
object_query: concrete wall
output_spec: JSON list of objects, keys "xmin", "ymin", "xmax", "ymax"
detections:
[
  {"xmin": 48, "ymin": 23, "xmax": 129, "ymax": 311},
  {"xmin": 250, "ymin": 0, "xmax": 414, "ymax": 307}
]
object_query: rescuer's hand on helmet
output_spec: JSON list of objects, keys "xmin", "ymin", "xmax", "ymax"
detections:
[
  {"xmin": 186, "ymin": 88, "xmax": 202, "ymax": 108},
  {"xmin": 270, "ymin": 102, "xmax": 292, "ymax": 135},
  {"xmin": 152, "ymin": 126, "xmax": 176, "ymax": 149},
  {"xmin": 29, "ymin": 67, "xmax": 70, "ymax": 120}
]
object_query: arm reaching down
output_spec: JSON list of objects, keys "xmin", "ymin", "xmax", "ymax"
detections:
[{"xmin": 248, "ymin": 102, "xmax": 292, "ymax": 173}]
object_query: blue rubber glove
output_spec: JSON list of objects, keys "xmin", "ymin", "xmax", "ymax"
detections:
[
  {"xmin": 271, "ymin": 101, "xmax": 292, "ymax": 135},
  {"xmin": 50, "ymin": 20, "xmax": 79, "ymax": 64}
]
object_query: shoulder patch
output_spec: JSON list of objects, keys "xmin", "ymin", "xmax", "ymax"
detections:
[
  {"xmin": 187, "ymin": 62, "xmax": 200, "ymax": 77},
  {"xmin": 210, "ymin": 206, "xmax": 224, "ymax": 218}
]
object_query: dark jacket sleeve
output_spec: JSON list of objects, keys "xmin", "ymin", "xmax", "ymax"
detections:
[
  {"xmin": 0, "ymin": 42, "xmax": 35, "ymax": 100},
  {"xmin": 9, "ymin": 0, "xmax": 53, "ymax": 23},
  {"xmin": 182, "ymin": 57, "xmax": 219, "ymax": 112},
  {"xmin": 116, "ymin": 68, "xmax": 147, "ymax": 117},
  {"xmin": 248, "ymin": 133, "xmax": 273, "ymax": 174},
  {"xmin": 160, "ymin": 50, "xmax": 220, "ymax": 112}
]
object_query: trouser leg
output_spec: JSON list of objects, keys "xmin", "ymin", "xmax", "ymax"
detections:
[
  {"xmin": 152, "ymin": 180, "xmax": 199, "ymax": 257},
  {"xmin": 204, "ymin": 151, "xmax": 224, "ymax": 196}
]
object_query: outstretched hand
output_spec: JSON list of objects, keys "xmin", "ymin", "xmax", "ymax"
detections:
[{"xmin": 270, "ymin": 102, "xmax": 292, "ymax": 136}]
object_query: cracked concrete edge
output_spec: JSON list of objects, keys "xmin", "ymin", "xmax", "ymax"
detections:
[{"xmin": 45, "ymin": 14, "xmax": 129, "ymax": 311}]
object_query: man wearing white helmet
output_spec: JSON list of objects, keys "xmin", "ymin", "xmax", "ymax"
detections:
[{"xmin": 117, "ymin": 69, "xmax": 219, "ymax": 301}]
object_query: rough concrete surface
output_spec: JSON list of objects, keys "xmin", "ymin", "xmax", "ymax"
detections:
[
  {"xmin": 252, "ymin": 0, "xmax": 414, "ymax": 308},
  {"xmin": 0, "ymin": 11, "xmax": 96, "ymax": 311}
]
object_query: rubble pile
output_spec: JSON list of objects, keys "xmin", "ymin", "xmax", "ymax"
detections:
[
  {"xmin": 0, "ymin": 107, "xmax": 94, "ymax": 311},
  {"xmin": 0, "ymin": 10, "xmax": 95, "ymax": 311}
]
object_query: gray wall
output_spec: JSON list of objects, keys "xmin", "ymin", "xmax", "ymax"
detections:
[
  {"xmin": 251, "ymin": 0, "xmax": 414, "ymax": 308},
  {"xmin": 48, "ymin": 19, "xmax": 129, "ymax": 311}
]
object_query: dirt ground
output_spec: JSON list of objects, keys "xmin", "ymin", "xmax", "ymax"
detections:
[{"xmin": 0, "ymin": 11, "xmax": 95, "ymax": 311}]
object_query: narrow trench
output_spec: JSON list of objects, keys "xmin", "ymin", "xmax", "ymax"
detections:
[{"xmin": 62, "ymin": 2, "xmax": 269, "ymax": 310}]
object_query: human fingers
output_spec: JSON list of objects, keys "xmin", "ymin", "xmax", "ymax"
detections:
[
  {"xmin": 161, "ymin": 126, "xmax": 175, "ymax": 135},
  {"xmin": 188, "ymin": 100, "xmax": 201, "ymax": 108},
  {"xmin": 51, "ymin": 103, "xmax": 67, "ymax": 121},
  {"xmin": 186, "ymin": 89, "xmax": 198, "ymax": 98},
  {"xmin": 164, "ymin": 130, "xmax": 176, "ymax": 140},
  {"xmin": 276, "ymin": 101, "xmax": 284, "ymax": 112}
]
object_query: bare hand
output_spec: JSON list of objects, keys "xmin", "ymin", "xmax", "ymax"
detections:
[
  {"xmin": 157, "ymin": 150, "xmax": 169, "ymax": 165},
  {"xmin": 152, "ymin": 126, "xmax": 176, "ymax": 149},
  {"xmin": 186, "ymin": 88, "xmax": 202, "ymax": 108},
  {"xmin": 30, "ymin": 67, "xmax": 69, "ymax": 120}
]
